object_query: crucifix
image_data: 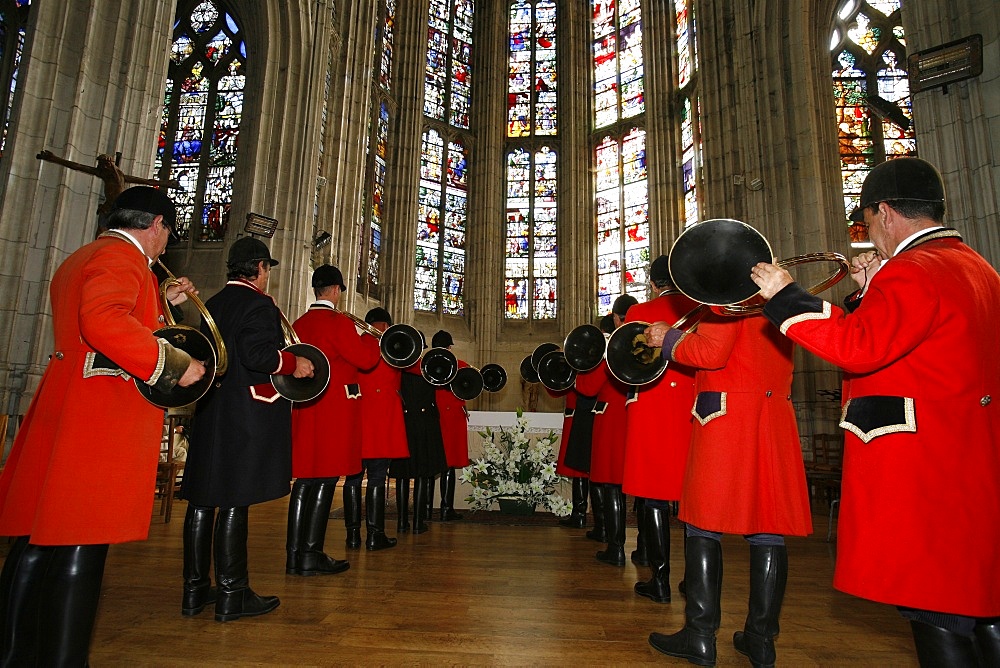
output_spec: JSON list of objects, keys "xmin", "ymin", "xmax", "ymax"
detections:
[{"xmin": 36, "ymin": 149, "xmax": 182, "ymax": 219}]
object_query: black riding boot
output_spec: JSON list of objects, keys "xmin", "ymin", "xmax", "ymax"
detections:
[
  {"xmin": 37, "ymin": 544, "xmax": 109, "ymax": 667},
  {"xmin": 596, "ymin": 485, "xmax": 626, "ymax": 566},
  {"xmin": 344, "ymin": 483, "xmax": 362, "ymax": 549},
  {"xmin": 183, "ymin": 505, "xmax": 217, "ymax": 614},
  {"xmin": 649, "ymin": 535, "xmax": 723, "ymax": 666},
  {"xmin": 635, "ymin": 505, "xmax": 671, "ymax": 603},
  {"xmin": 297, "ymin": 481, "xmax": 350, "ymax": 576},
  {"xmin": 734, "ymin": 545, "xmax": 788, "ymax": 668},
  {"xmin": 439, "ymin": 468, "xmax": 464, "ymax": 521},
  {"xmin": 396, "ymin": 478, "xmax": 411, "ymax": 533},
  {"xmin": 413, "ymin": 477, "xmax": 430, "ymax": 534},
  {"xmin": 285, "ymin": 479, "xmax": 310, "ymax": 574},
  {"xmin": 365, "ymin": 481, "xmax": 398, "ymax": 551},
  {"xmin": 632, "ymin": 497, "xmax": 649, "ymax": 566},
  {"xmin": 975, "ymin": 619, "xmax": 1000, "ymax": 667},
  {"xmin": 1, "ymin": 537, "xmax": 51, "ymax": 665},
  {"xmin": 214, "ymin": 506, "xmax": 281, "ymax": 622},
  {"xmin": 909, "ymin": 620, "xmax": 980, "ymax": 667},
  {"xmin": 559, "ymin": 477, "xmax": 589, "ymax": 528},
  {"xmin": 425, "ymin": 475, "xmax": 436, "ymax": 522},
  {"xmin": 585, "ymin": 482, "xmax": 606, "ymax": 542}
]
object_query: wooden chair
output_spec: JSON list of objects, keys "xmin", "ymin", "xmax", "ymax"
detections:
[
  {"xmin": 154, "ymin": 416, "xmax": 187, "ymax": 523},
  {"xmin": 805, "ymin": 433, "xmax": 843, "ymax": 541}
]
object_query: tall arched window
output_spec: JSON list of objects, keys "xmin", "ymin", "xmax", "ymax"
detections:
[
  {"xmin": 592, "ymin": 0, "xmax": 648, "ymax": 311},
  {"xmin": 415, "ymin": 0, "xmax": 473, "ymax": 315},
  {"xmin": 831, "ymin": 0, "xmax": 915, "ymax": 247},
  {"xmin": 0, "ymin": 0, "xmax": 30, "ymax": 159},
  {"xmin": 674, "ymin": 0, "xmax": 701, "ymax": 228},
  {"xmin": 504, "ymin": 0, "xmax": 558, "ymax": 321},
  {"xmin": 156, "ymin": 0, "xmax": 246, "ymax": 242},
  {"xmin": 358, "ymin": 0, "xmax": 396, "ymax": 299}
]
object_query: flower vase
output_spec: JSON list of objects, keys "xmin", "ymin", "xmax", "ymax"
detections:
[{"xmin": 497, "ymin": 497, "xmax": 536, "ymax": 515}]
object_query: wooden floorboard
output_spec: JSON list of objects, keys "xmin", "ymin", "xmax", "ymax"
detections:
[{"xmin": 5, "ymin": 497, "xmax": 918, "ymax": 666}]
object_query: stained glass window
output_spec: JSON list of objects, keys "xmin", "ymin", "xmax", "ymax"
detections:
[
  {"xmin": 414, "ymin": 129, "xmax": 467, "ymax": 315},
  {"xmin": 675, "ymin": 0, "xmax": 701, "ymax": 228},
  {"xmin": 416, "ymin": 1, "xmax": 473, "ymax": 314},
  {"xmin": 507, "ymin": 0, "xmax": 557, "ymax": 138},
  {"xmin": 592, "ymin": 1, "xmax": 648, "ymax": 310},
  {"xmin": 504, "ymin": 1, "xmax": 558, "ymax": 321},
  {"xmin": 424, "ymin": 0, "xmax": 473, "ymax": 129},
  {"xmin": 358, "ymin": 0, "xmax": 396, "ymax": 296},
  {"xmin": 596, "ymin": 130, "xmax": 648, "ymax": 310},
  {"xmin": 593, "ymin": 0, "xmax": 644, "ymax": 130},
  {"xmin": 0, "ymin": 0, "xmax": 30, "ymax": 159},
  {"xmin": 504, "ymin": 147, "xmax": 557, "ymax": 319},
  {"xmin": 156, "ymin": 0, "xmax": 246, "ymax": 242},
  {"xmin": 831, "ymin": 0, "xmax": 915, "ymax": 246}
]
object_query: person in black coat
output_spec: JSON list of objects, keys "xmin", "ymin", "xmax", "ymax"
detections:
[
  {"xmin": 390, "ymin": 333, "xmax": 447, "ymax": 535},
  {"xmin": 180, "ymin": 237, "xmax": 314, "ymax": 622}
]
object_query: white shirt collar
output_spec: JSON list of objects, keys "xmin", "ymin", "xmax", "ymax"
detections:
[
  {"xmin": 105, "ymin": 229, "xmax": 153, "ymax": 266},
  {"xmin": 312, "ymin": 299, "xmax": 337, "ymax": 309},
  {"xmin": 892, "ymin": 226, "xmax": 945, "ymax": 257}
]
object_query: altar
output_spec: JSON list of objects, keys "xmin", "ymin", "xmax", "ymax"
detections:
[{"xmin": 454, "ymin": 411, "xmax": 568, "ymax": 510}]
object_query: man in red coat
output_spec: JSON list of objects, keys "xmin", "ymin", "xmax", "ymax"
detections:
[
  {"xmin": 644, "ymin": 310, "xmax": 812, "ymax": 667},
  {"xmin": 431, "ymin": 329, "xmax": 468, "ymax": 521},
  {"xmin": 622, "ymin": 256, "xmax": 697, "ymax": 604},
  {"xmin": 0, "ymin": 187, "xmax": 205, "ymax": 664},
  {"xmin": 356, "ymin": 308, "xmax": 409, "ymax": 550},
  {"xmin": 288, "ymin": 265, "xmax": 379, "ymax": 573},
  {"xmin": 577, "ymin": 295, "xmax": 636, "ymax": 567},
  {"xmin": 751, "ymin": 157, "xmax": 1000, "ymax": 666}
]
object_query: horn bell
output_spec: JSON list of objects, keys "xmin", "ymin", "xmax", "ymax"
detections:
[
  {"xmin": 563, "ymin": 324, "xmax": 607, "ymax": 372},
  {"xmin": 605, "ymin": 321, "xmax": 667, "ymax": 386},
  {"xmin": 450, "ymin": 366, "xmax": 485, "ymax": 401},
  {"xmin": 530, "ymin": 342, "xmax": 560, "ymax": 371},
  {"xmin": 136, "ymin": 324, "xmax": 217, "ymax": 408},
  {"xmin": 669, "ymin": 218, "xmax": 772, "ymax": 306},
  {"xmin": 519, "ymin": 355, "xmax": 540, "ymax": 384},
  {"xmin": 271, "ymin": 342, "xmax": 331, "ymax": 402},
  {"xmin": 421, "ymin": 347, "xmax": 458, "ymax": 386},
  {"xmin": 380, "ymin": 324, "xmax": 422, "ymax": 369},
  {"xmin": 537, "ymin": 350, "xmax": 577, "ymax": 392},
  {"xmin": 481, "ymin": 363, "xmax": 507, "ymax": 392}
]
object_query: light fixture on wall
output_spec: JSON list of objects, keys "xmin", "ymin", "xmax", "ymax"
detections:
[
  {"xmin": 244, "ymin": 213, "xmax": 279, "ymax": 238},
  {"xmin": 908, "ymin": 34, "xmax": 983, "ymax": 94},
  {"xmin": 313, "ymin": 231, "xmax": 332, "ymax": 249}
]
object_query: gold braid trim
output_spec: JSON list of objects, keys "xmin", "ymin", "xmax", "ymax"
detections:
[{"xmin": 780, "ymin": 301, "xmax": 832, "ymax": 335}]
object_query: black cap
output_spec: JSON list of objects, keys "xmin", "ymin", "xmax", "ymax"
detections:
[
  {"xmin": 111, "ymin": 186, "xmax": 178, "ymax": 239},
  {"xmin": 227, "ymin": 237, "xmax": 278, "ymax": 267},
  {"xmin": 612, "ymin": 294, "xmax": 638, "ymax": 317},
  {"xmin": 849, "ymin": 157, "xmax": 946, "ymax": 221},
  {"xmin": 432, "ymin": 330, "xmax": 454, "ymax": 348},
  {"xmin": 311, "ymin": 264, "xmax": 346, "ymax": 290},
  {"xmin": 649, "ymin": 255, "xmax": 671, "ymax": 287},
  {"xmin": 599, "ymin": 313, "xmax": 615, "ymax": 334},
  {"xmin": 364, "ymin": 307, "xmax": 393, "ymax": 326}
]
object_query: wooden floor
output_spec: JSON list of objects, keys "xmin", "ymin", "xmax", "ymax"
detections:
[{"xmin": 6, "ymin": 497, "xmax": 918, "ymax": 666}]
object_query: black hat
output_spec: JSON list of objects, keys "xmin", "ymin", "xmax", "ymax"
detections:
[
  {"xmin": 849, "ymin": 157, "xmax": 945, "ymax": 221},
  {"xmin": 311, "ymin": 264, "xmax": 346, "ymax": 291},
  {"xmin": 227, "ymin": 237, "xmax": 278, "ymax": 267},
  {"xmin": 432, "ymin": 330, "xmax": 454, "ymax": 348},
  {"xmin": 364, "ymin": 307, "xmax": 393, "ymax": 326},
  {"xmin": 612, "ymin": 294, "xmax": 638, "ymax": 317},
  {"xmin": 111, "ymin": 186, "xmax": 178, "ymax": 239},
  {"xmin": 649, "ymin": 255, "xmax": 671, "ymax": 287},
  {"xmin": 599, "ymin": 313, "xmax": 615, "ymax": 334}
]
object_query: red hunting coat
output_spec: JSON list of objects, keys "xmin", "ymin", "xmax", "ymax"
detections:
[
  {"xmin": 622, "ymin": 293, "xmax": 698, "ymax": 501},
  {"xmin": 291, "ymin": 304, "xmax": 380, "ymax": 477},
  {"xmin": 358, "ymin": 357, "xmax": 410, "ymax": 460},
  {"xmin": 544, "ymin": 387, "xmax": 587, "ymax": 478},
  {"xmin": 763, "ymin": 229, "xmax": 1000, "ymax": 616},
  {"xmin": 0, "ymin": 235, "xmax": 171, "ymax": 544},
  {"xmin": 437, "ymin": 359, "xmax": 470, "ymax": 468},
  {"xmin": 665, "ymin": 313, "xmax": 812, "ymax": 536},
  {"xmin": 576, "ymin": 359, "xmax": 628, "ymax": 485}
]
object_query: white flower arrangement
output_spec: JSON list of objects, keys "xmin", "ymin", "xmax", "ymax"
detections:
[{"xmin": 459, "ymin": 408, "xmax": 572, "ymax": 516}]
